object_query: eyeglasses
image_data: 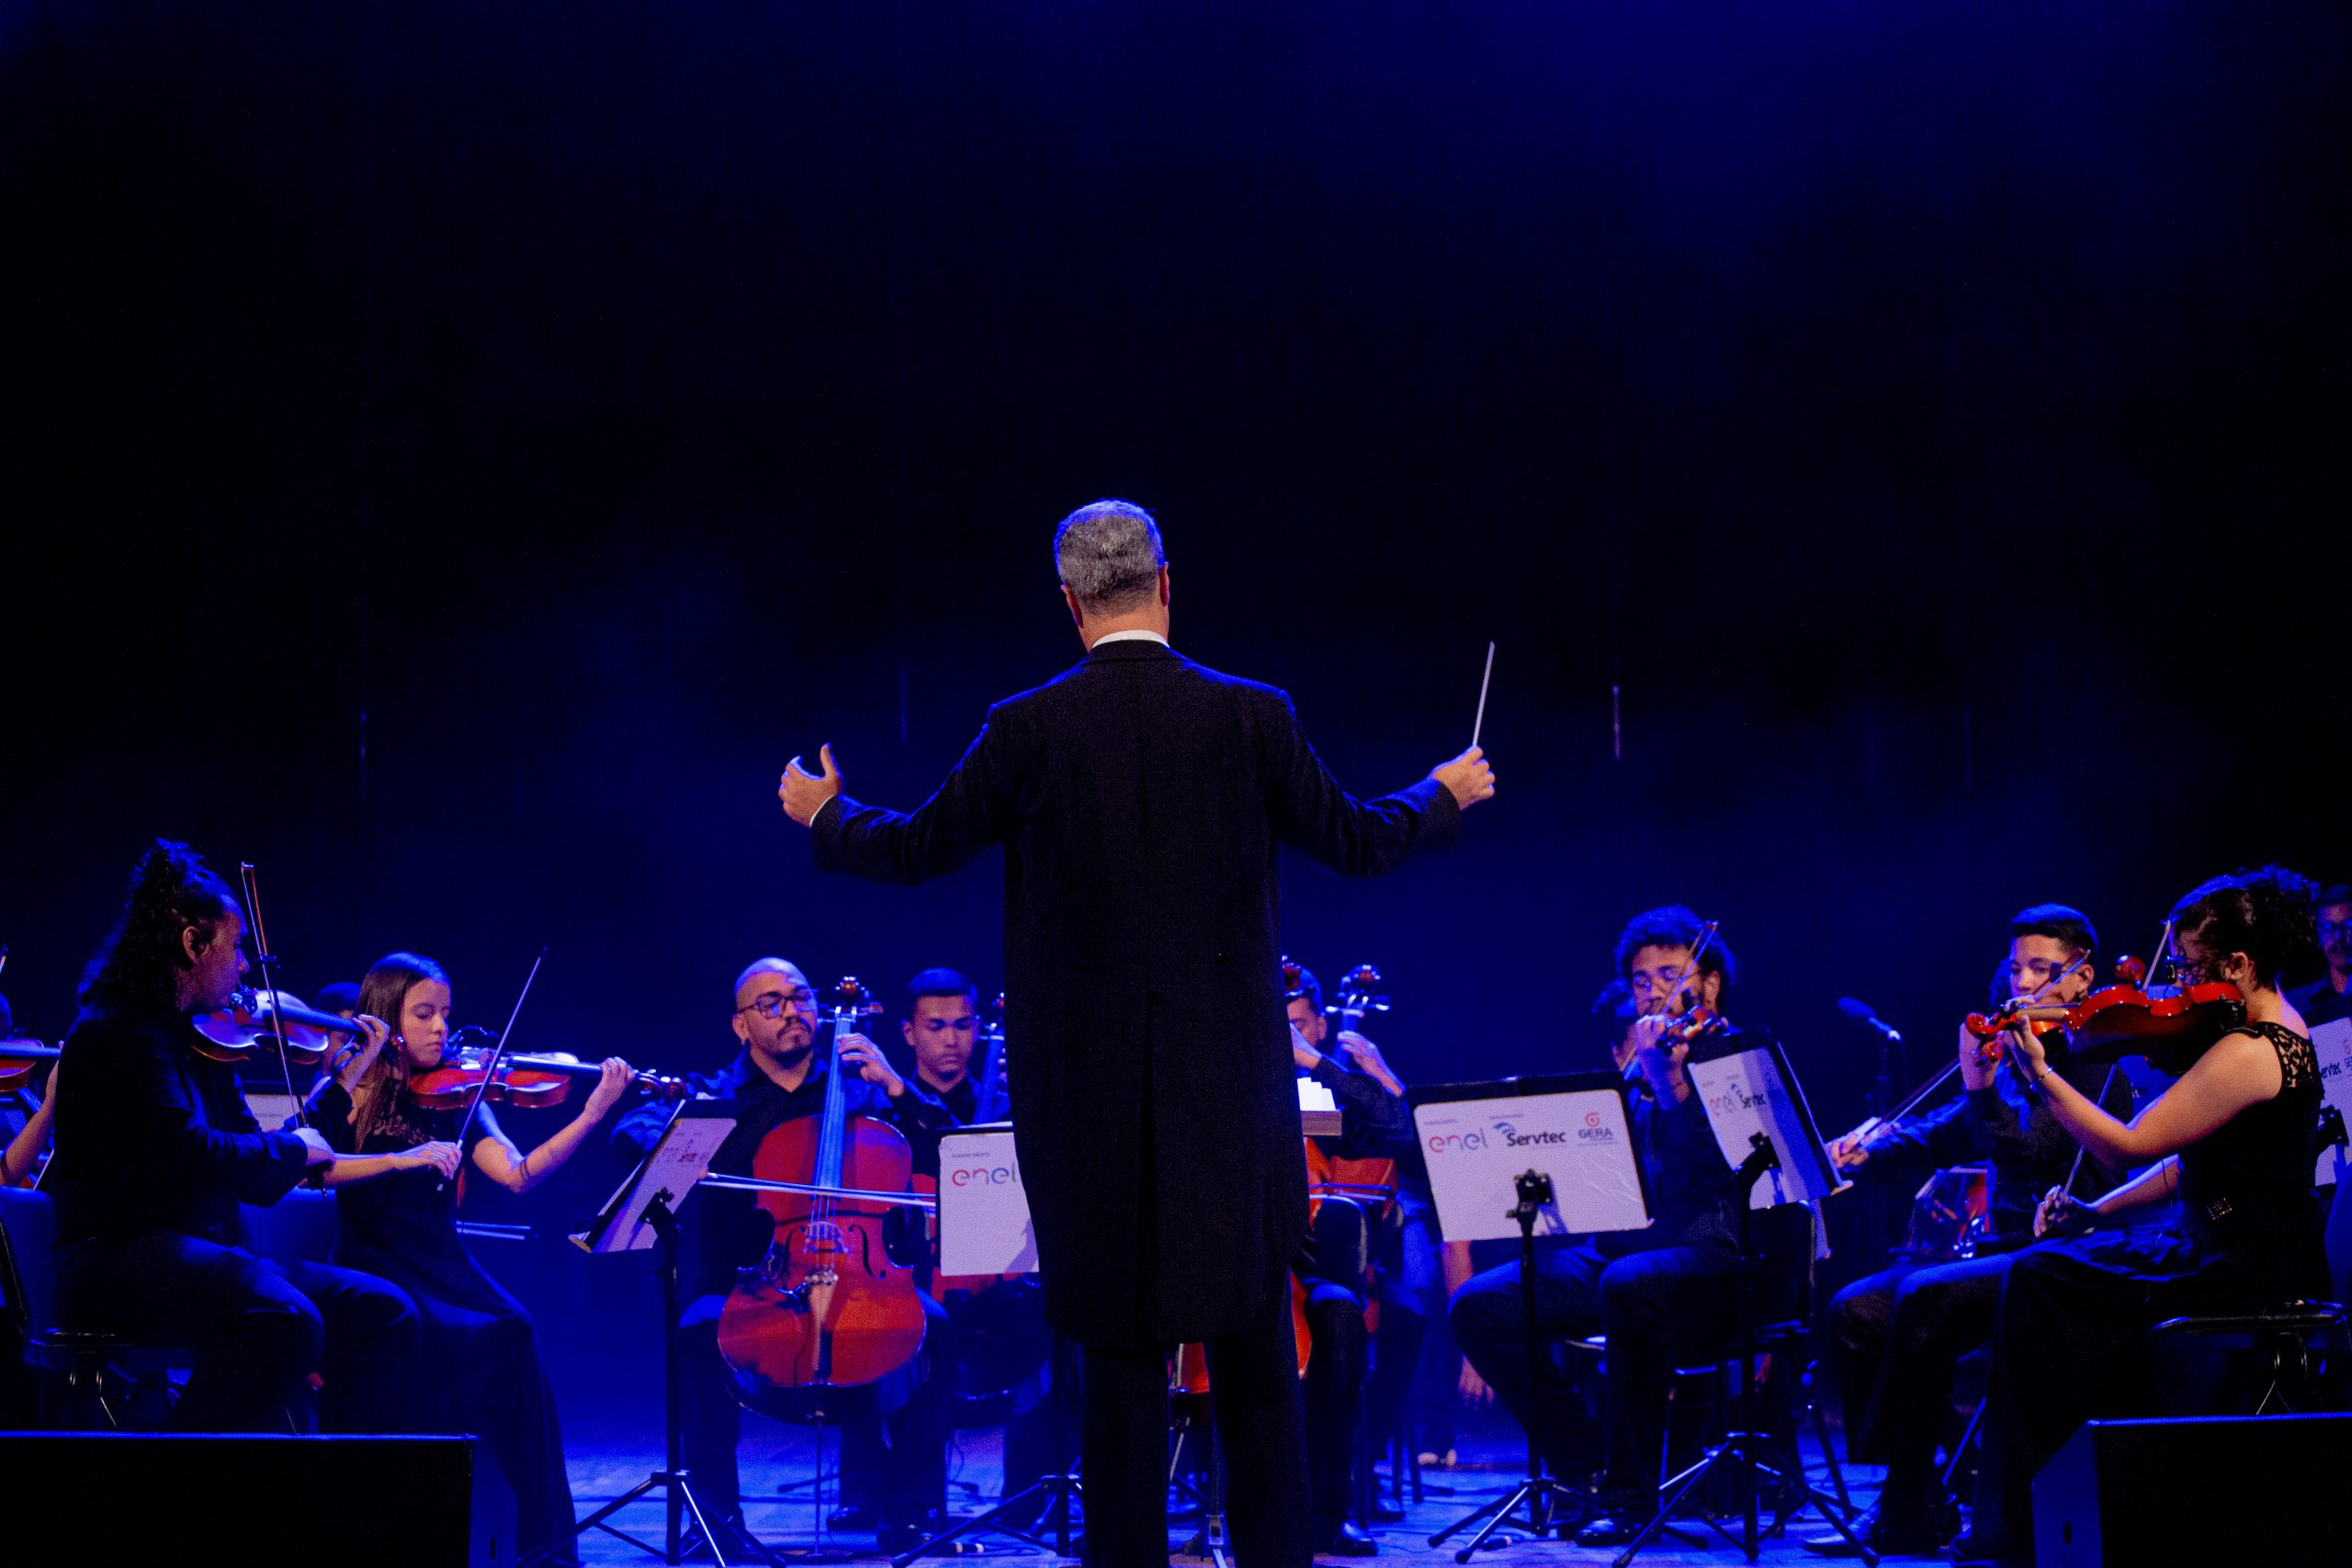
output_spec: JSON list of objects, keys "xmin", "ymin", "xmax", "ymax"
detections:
[{"xmin": 738, "ymin": 989, "xmax": 816, "ymax": 1020}]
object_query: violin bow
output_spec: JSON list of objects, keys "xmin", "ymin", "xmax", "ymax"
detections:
[
  {"xmin": 2055, "ymin": 921, "xmax": 2171, "ymax": 1201},
  {"xmin": 239, "ymin": 863, "xmax": 310, "ymax": 1130},
  {"xmin": 444, "ymin": 948, "xmax": 549, "ymax": 1190}
]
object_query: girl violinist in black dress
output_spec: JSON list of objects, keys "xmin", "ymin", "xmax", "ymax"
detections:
[
  {"xmin": 1958, "ymin": 867, "xmax": 2328, "ymax": 1564},
  {"xmin": 311, "ymin": 952, "xmax": 637, "ymax": 1566}
]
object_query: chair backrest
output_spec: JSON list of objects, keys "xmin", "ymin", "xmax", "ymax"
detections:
[
  {"xmin": 0, "ymin": 1186, "xmax": 59, "ymax": 1337},
  {"xmin": 1749, "ymin": 1201, "xmax": 1817, "ymax": 1324},
  {"xmin": 2324, "ymin": 1179, "xmax": 2352, "ymax": 1308},
  {"xmin": 241, "ymin": 1189, "xmax": 340, "ymax": 1270}
]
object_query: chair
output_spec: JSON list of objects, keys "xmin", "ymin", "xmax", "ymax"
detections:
[
  {"xmin": 1563, "ymin": 1202, "xmax": 1829, "ymax": 1529},
  {"xmin": 2149, "ymin": 1302, "xmax": 2349, "ymax": 1416},
  {"xmin": 0, "ymin": 1185, "xmax": 196, "ymax": 1429}
]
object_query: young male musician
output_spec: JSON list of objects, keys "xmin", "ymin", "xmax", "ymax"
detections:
[
  {"xmin": 1804, "ymin": 904, "xmax": 2128, "ymax": 1558},
  {"xmin": 42, "ymin": 840, "xmax": 420, "ymax": 1434},
  {"xmin": 1287, "ymin": 963, "xmax": 1415, "ymax": 1556},
  {"xmin": 2286, "ymin": 883, "xmax": 2351, "ymax": 1029},
  {"xmin": 1448, "ymin": 907, "xmax": 1783, "ymax": 1547},
  {"xmin": 611, "ymin": 957, "xmax": 956, "ymax": 1553},
  {"xmin": 899, "ymin": 966, "xmax": 1003, "ymax": 1124}
]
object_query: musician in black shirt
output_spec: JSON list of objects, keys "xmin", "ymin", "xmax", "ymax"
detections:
[
  {"xmin": 1806, "ymin": 904, "xmax": 2128, "ymax": 1558},
  {"xmin": 899, "ymin": 966, "xmax": 1003, "ymax": 1125},
  {"xmin": 611, "ymin": 957, "xmax": 956, "ymax": 1552},
  {"xmin": 1288, "ymin": 964, "xmax": 1414, "ymax": 1556},
  {"xmin": 43, "ymin": 840, "xmax": 418, "ymax": 1434}
]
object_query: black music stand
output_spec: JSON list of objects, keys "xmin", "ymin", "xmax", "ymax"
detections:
[
  {"xmin": 548, "ymin": 1101, "xmax": 783, "ymax": 1568},
  {"xmin": 1410, "ymin": 1073, "xmax": 1654, "ymax": 1562},
  {"xmin": 1611, "ymin": 1032, "xmax": 1872, "ymax": 1568},
  {"xmin": 888, "ymin": 1123, "xmax": 1078, "ymax": 1567}
]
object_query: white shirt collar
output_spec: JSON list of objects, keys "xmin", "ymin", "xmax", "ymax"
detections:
[{"xmin": 1088, "ymin": 629, "xmax": 1170, "ymax": 649}]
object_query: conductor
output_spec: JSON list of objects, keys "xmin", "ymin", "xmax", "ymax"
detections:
[{"xmin": 779, "ymin": 499, "xmax": 1494, "ymax": 1566}]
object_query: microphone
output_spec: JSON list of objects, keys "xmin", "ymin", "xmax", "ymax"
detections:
[{"xmin": 1837, "ymin": 997, "xmax": 1902, "ymax": 1045}]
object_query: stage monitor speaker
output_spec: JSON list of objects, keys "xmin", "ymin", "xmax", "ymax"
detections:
[
  {"xmin": 0, "ymin": 1432, "xmax": 514, "ymax": 1568},
  {"xmin": 2034, "ymin": 1413, "xmax": 2352, "ymax": 1567}
]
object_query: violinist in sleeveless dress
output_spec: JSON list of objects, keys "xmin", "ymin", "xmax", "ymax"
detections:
[
  {"xmin": 1962, "ymin": 868, "xmax": 2331, "ymax": 1562},
  {"xmin": 317, "ymin": 953, "xmax": 639, "ymax": 1568}
]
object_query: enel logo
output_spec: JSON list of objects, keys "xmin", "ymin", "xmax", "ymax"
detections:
[{"xmin": 949, "ymin": 1165, "xmax": 1020, "ymax": 1187}]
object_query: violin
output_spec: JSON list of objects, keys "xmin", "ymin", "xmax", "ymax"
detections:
[
  {"xmin": 189, "ymin": 987, "xmax": 356, "ymax": 1068},
  {"xmin": 1624, "ymin": 921, "xmax": 1728, "ymax": 1083},
  {"xmin": 1962, "ymin": 954, "xmax": 2127, "ymax": 1064},
  {"xmin": 404, "ymin": 1031, "xmax": 691, "ymax": 1111},
  {"xmin": 718, "ymin": 976, "xmax": 928, "ymax": 1411},
  {"xmin": 1973, "ymin": 952, "xmax": 2249, "ymax": 1065},
  {"xmin": 0, "ymin": 1040, "xmax": 61, "ymax": 1097}
]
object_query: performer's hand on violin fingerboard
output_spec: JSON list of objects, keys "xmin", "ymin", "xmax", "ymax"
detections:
[
  {"xmin": 1429, "ymin": 746, "xmax": 1496, "ymax": 809},
  {"xmin": 779, "ymin": 744, "xmax": 843, "ymax": 827},
  {"xmin": 1628, "ymin": 1011, "xmax": 1692, "ymax": 1100},
  {"xmin": 835, "ymin": 1032, "xmax": 907, "ymax": 1099},
  {"xmin": 1956, "ymin": 1018, "xmax": 1998, "ymax": 1092}
]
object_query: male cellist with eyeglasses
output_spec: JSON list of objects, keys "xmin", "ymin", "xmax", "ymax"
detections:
[{"xmin": 610, "ymin": 957, "xmax": 956, "ymax": 1554}]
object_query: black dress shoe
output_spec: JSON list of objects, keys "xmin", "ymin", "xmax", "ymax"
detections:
[
  {"xmin": 1572, "ymin": 1512, "xmax": 1648, "ymax": 1549},
  {"xmin": 877, "ymin": 1511, "xmax": 950, "ymax": 1553},
  {"xmin": 1800, "ymin": 1499, "xmax": 1957, "ymax": 1557},
  {"xmin": 829, "ymin": 1499, "xmax": 881, "ymax": 1531},
  {"xmin": 1947, "ymin": 1527, "xmax": 2029, "ymax": 1567},
  {"xmin": 1317, "ymin": 1520, "xmax": 1379, "ymax": 1557},
  {"xmin": 1370, "ymin": 1497, "xmax": 1406, "ymax": 1524}
]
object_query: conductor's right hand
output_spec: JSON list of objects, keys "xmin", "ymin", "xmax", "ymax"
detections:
[{"xmin": 1431, "ymin": 746, "xmax": 1497, "ymax": 809}]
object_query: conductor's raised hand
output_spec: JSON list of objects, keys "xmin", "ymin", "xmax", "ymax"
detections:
[
  {"xmin": 1430, "ymin": 746, "xmax": 1496, "ymax": 810},
  {"xmin": 780, "ymin": 744, "xmax": 842, "ymax": 828}
]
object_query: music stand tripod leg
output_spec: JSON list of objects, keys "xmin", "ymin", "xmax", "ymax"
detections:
[
  {"xmin": 543, "ymin": 1194, "xmax": 786, "ymax": 1568},
  {"xmin": 1425, "ymin": 1169, "xmax": 1591, "ymax": 1559}
]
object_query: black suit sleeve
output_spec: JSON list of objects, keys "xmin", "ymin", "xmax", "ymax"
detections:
[
  {"xmin": 1263, "ymin": 692, "xmax": 1460, "ymax": 874},
  {"xmin": 91, "ymin": 1031, "xmax": 311, "ymax": 1205},
  {"xmin": 812, "ymin": 708, "xmax": 1023, "ymax": 885},
  {"xmin": 1859, "ymin": 1095, "xmax": 1980, "ymax": 1187}
]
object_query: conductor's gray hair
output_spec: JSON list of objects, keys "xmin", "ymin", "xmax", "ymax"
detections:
[{"xmin": 1053, "ymin": 499, "xmax": 1166, "ymax": 615}]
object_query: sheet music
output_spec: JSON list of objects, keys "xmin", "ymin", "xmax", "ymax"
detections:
[
  {"xmin": 1412, "ymin": 1089, "xmax": 1649, "ymax": 1243},
  {"xmin": 574, "ymin": 1105, "xmax": 737, "ymax": 1254},
  {"xmin": 937, "ymin": 1124, "xmax": 1038, "ymax": 1276},
  {"xmin": 2312, "ymin": 1017, "xmax": 2352, "ymax": 1187}
]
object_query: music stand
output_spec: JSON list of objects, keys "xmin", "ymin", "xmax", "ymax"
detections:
[
  {"xmin": 886, "ymin": 1122, "xmax": 1080, "ymax": 1566},
  {"xmin": 1611, "ymin": 1032, "xmax": 1872, "ymax": 1568},
  {"xmin": 1410, "ymin": 1072, "xmax": 1653, "ymax": 1562},
  {"xmin": 548, "ymin": 1101, "xmax": 785, "ymax": 1568}
]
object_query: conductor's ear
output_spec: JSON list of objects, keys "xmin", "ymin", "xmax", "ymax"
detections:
[
  {"xmin": 1158, "ymin": 564, "xmax": 1171, "ymax": 607},
  {"xmin": 1061, "ymin": 583, "xmax": 1087, "ymax": 632}
]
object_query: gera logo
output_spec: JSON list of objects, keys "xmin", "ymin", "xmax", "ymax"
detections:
[{"xmin": 949, "ymin": 1165, "xmax": 1020, "ymax": 1187}]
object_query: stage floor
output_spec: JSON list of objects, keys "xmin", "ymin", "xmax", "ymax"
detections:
[{"xmin": 564, "ymin": 1411, "xmax": 1884, "ymax": 1567}]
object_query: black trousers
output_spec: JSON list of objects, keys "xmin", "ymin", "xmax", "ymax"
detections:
[
  {"xmin": 1448, "ymin": 1238, "xmax": 1737, "ymax": 1507},
  {"xmin": 1972, "ymin": 1226, "xmax": 2236, "ymax": 1553},
  {"xmin": 1818, "ymin": 1248, "xmax": 2011, "ymax": 1505},
  {"xmin": 1303, "ymin": 1281, "xmax": 1368, "ymax": 1534},
  {"xmin": 1081, "ymin": 1278, "xmax": 1313, "ymax": 1568},
  {"xmin": 679, "ymin": 1290, "xmax": 950, "ymax": 1527},
  {"xmin": 56, "ymin": 1230, "xmax": 418, "ymax": 1433}
]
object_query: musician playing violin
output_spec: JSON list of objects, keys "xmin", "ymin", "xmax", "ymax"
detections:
[
  {"xmin": 1450, "ymin": 907, "xmax": 1788, "ymax": 1549},
  {"xmin": 1957, "ymin": 868, "xmax": 2330, "ymax": 1566},
  {"xmin": 2285, "ymin": 881, "xmax": 2351, "ymax": 1029},
  {"xmin": 610, "ymin": 957, "xmax": 956, "ymax": 1553},
  {"xmin": 309, "ymin": 950, "xmax": 634, "ymax": 1567},
  {"xmin": 42, "ymin": 840, "xmax": 420, "ymax": 1435},
  {"xmin": 1287, "ymin": 964, "xmax": 1414, "ymax": 1556},
  {"xmin": 1806, "ymin": 904, "xmax": 2131, "ymax": 1560}
]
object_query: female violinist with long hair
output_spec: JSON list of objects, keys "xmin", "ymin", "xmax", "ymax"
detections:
[
  {"xmin": 311, "ymin": 951, "xmax": 636, "ymax": 1567},
  {"xmin": 1958, "ymin": 867, "xmax": 2328, "ymax": 1564}
]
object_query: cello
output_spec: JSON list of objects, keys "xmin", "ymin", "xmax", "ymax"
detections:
[{"xmin": 718, "ymin": 976, "xmax": 929, "ymax": 1409}]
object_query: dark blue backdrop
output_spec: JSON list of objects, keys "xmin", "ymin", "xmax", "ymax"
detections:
[{"xmin": 6, "ymin": 3, "xmax": 2345, "ymax": 1159}]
